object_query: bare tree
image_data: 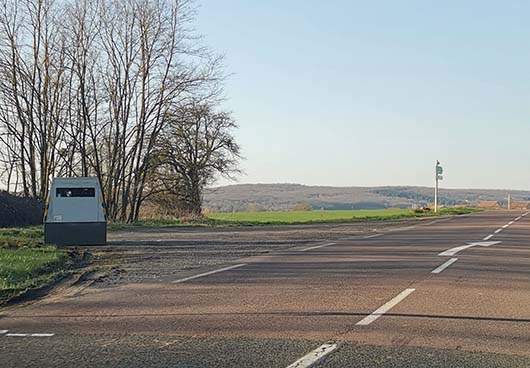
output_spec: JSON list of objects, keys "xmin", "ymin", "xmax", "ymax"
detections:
[
  {"xmin": 0, "ymin": 0, "xmax": 68, "ymax": 199},
  {"xmin": 0, "ymin": 0, "xmax": 237, "ymax": 222},
  {"xmin": 157, "ymin": 101, "xmax": 240, "ymax": 215}
]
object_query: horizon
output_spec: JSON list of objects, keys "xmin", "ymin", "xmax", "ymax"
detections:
[{"xmin": 209, "ymin": 181, "xmax": 530, "ymax": 193}]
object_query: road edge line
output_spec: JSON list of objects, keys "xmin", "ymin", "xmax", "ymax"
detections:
[{"xmin": 172, "ymin": 264, "xmax": 247, "ymax": 284}]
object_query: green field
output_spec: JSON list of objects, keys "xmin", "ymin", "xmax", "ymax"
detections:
[
  {"xmin": 207, "ymin": 207, "xmax": 480, "ymax": 225},
  {"xmin": 0, "ymin": 227, "xmax": 70, "ymax": 304}
]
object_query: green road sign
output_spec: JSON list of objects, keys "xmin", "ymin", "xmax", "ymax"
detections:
[{"xmin": 436, "ymin": 166, "xmax": 443, "ymax": 175}]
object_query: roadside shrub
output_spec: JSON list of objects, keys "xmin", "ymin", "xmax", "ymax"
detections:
[{"xmin": 0, "ymin": 191, "xmax": 44, "ymax": 228}]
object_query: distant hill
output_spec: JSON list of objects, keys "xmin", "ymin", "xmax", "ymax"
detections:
[{"xmin": 203, "ymin": 184, "xmax": 530, "ymax": 212}]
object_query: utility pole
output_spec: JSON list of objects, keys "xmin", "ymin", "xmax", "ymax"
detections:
[
  {"xmin": 508, "ymin": 194, "xmax": 512, "ymax": 210},
  {"xmin": 435, "ymin": 161, "xmax": 443, "ymax": 213}
]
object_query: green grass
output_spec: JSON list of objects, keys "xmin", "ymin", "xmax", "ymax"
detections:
[
  {"xmin": 0, "ymin": 226, "xmax": 44, "ymax": 248},
  {"xmin": 110, "ymin": 207, "xmax": 482, "ymax": 228},
  {"xmin": 0, "ymin": 226, "xmax": 70, "ymax": 304},
  {"xmin": 0, "ymin": 246, "xmax": 69, "ymax": 302},
  {"xmin": 207, "ymin": 207, "xmax": 482, "ymax": 225}
]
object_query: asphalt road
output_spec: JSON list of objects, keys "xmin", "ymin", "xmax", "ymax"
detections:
[{"xmin": 1, "ymin": 211, "xmax": 530, "ymax": 367}]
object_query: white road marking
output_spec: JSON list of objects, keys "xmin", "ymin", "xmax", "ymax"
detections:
[
  {"xmin": 439, "ymin": 241, "xmax": 501, "ymax": 257},
  {"xmin": 5, "ymin": 333, "xmax": 54, "ymax": 337},
  {"xmin": 300, "ymin": 242, "xmax": 336, "ymax": 252},
  {"xmin": 494, "ymin": 228, "xmax": 503, "ymax": 234},
  {"xmin": 425, "ymin": 220, "xmax": 441, "ymax": 226},
  {"xmin": 356, "ymin": 288, "xmax": 416, "ymax": 326},
  {"xmin": 502, "ymin": 224, "xmax": 509, "ymax": 229},
  {"xmin": 397, "ymin": 226, "xmax": 417, "ymax": 231},
  {"xmin": 364, "ymin": 234, "xmax": 383, "ymax": 239},
  {"xmin": 286, "ymin": 343, "xmax": 338, "ymax": 368},
  {"xmin": 483, "ymin": 234, "xmax": 494, "ymax": 241},
  {"xmin": 439, "ymin": 244, "xmax": 474, "ymax": 256},
  {"xmin": 0, "ymin": 330, "xmax": 8, "ymax": 335},
  {"xmin": 432, "ymin": 258, "xmax": 458, "ymax": 274},
  {"xmin": 515, "ymin": 217, "xmax": 522, "ymax": 221},
  {"xmin": 172, "ymin": 264, "xmax": 246, "ymax": 284},
  {"xmin": 508, "ymin": 221, "xmax": 515, "ymax": 225}
]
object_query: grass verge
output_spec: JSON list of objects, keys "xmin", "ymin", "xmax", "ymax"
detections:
[
  {"xmin": 112, "ymin": 207, "xmax": 482, "ymax": 228},
  {"xmin": 0, "ymin": 227, "xmax": 71, "ymax": 304},
  {"xmin": 207, "ymin": 207, "xmax": 482, "ymax": 225}
]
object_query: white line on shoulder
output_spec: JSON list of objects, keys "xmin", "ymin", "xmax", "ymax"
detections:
[
  {"xmin": 173, "ymin": 264, "xmax": 246, "ymax": 284},
  {"xmin": 364, "ymin": 234, "xmax": 383, "ymax": 239},
  {"xmin": 300, "ymin": 242, "xmax": 336, "ymax": 252}
]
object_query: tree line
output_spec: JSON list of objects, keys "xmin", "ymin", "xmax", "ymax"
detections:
[{"xmin": 0, "ymin": 0, "xmax": 240, "ymax": 222}]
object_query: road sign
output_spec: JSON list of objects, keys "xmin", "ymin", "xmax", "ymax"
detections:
[{"xmin": 436, "ymin": 166, "xmax": 443, "ymax": 175}]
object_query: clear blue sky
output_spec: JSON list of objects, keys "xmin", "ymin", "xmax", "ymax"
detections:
[{"xmin": 196, "ymin": 0, "xmax": 530, "ymax": 190}]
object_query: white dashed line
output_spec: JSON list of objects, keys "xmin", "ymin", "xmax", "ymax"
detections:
[
  {"xmin": 432, "ymin": 258, "xmax": 458, "ymax": 274},
  {"xmin": 494, "ymin": 228, "xmax": 503, "ymax": 234},
  {"xmin": 300, "ymin": 242, "xmax": 336, "ymax": 252},
  {"xmin": 356, "ymin": 288, "xmax": 416, "ymax": 326},
  {"xmin": 502, "ymin": 224, "xmax": 509, "ymax": 229},
  {"xmin": 5, "ymin": 333, "xmax": 54, "ymax": 337},
  {"xmin": 286, "ymin": 343, "xmax": 338, "ymax": 368},
  {"xmin": 364, "ymin": 234, "xmax": 383, "ymax": 239},
  {"xmin": 483, "ymin": 234, "xmax": 494, "ymax": 241},
  {"xmin": 172, "ymin": 264, "xmax": 246, "ymax": 284}
]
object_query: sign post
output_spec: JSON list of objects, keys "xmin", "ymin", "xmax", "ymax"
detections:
[{"xmin": 435, "ymin": 161, "xmax": 443, "ymax": 213}]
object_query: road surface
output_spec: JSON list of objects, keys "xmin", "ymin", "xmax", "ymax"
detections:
[{"xmin": 1, "ymin": 211, "xmax": 530, "ymax": 367}]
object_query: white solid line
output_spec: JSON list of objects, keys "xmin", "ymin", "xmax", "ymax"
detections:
[
  {"xmin": 364, "ymin": 234, "xmax": 383, "ymax": 239},
  {"xmin": 424, "ymin": 220, "xmax": 440, "ymax": 226},
  {"xmin": 494, "ymin": 229, "xmax": 503, "ymax": 234},
  {"xmin": 432, "ymin": 258, "xmax": 458, "ymax": 274},
  {"xmin": 300, "ymin": 242, "xmax": 336, "ymax": 252},
  {"xmin": 483, "ymin": 234, "xmax": 494, "ymax": 241},
  {"xmin": 356, "ymin": 288, "xmax": 416, "ymax": 326},
  {"xmin": 439, "ymin": 241, "xmax": 501, "ymax": 256},
  {"xmin": 286, "ymin": 343, "xmax": 338, "ymax": 368},
  {"xmin": 172, "ymin": 264, "xmax": 246, "ymax": 284}
]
